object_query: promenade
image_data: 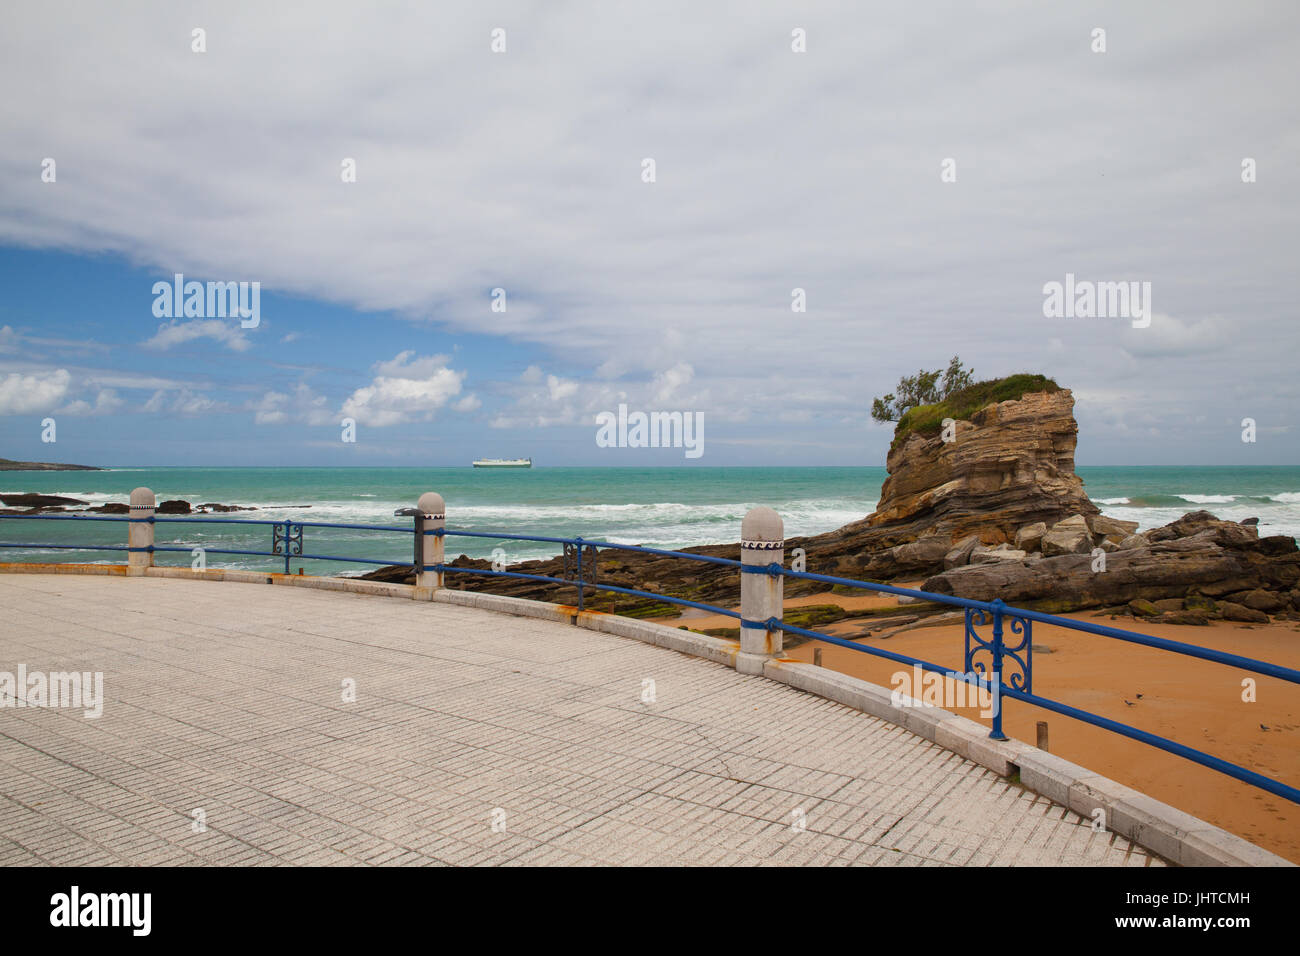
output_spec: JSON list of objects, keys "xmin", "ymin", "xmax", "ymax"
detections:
[{"xmin": 0, "ymin": 573, "xmax": 1164, "ymax": 866}]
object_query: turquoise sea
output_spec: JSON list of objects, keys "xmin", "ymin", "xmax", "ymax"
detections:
[{"xmin": 3, "ymin": 466, "xmax": 1299, "ymax": 575}]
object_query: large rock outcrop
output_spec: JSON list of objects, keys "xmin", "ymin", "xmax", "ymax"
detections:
[
  {"xmin": 865, "ymin": 389, "xmax": 1096, "ymax": 540},
  {"xmin": 814, "ymin": 389, "xmax": 1099, "ymax": 581},
  {"xmin": 923, "ymin": 511, "xmax": 1300, "ymax": 620}
]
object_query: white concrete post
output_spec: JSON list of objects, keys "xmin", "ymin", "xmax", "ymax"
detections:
[
  {"xmin": 414, "ymin": 491, "xmax": 445, "ymax": 600},
  {"xmin": 737, "ymin": 506, "xmax": 784, "ymax": 675},
  {"xmin": 128, "ymin": 486, "xmax": 155, "ymax": 576}
]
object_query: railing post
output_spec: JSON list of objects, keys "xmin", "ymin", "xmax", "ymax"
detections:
[
  {"xmin": 575, "ymin": 536, "xmax": 585, "ymax": 613},
  {"xmin": 990, "ymin": 598, "xmax": 1008, "ymax": 741},
  {"xmin": 414, "ymin": 492, "xmax": 444, "ymax": 600},
  {"xmin": 127, "ymin": 486, "xmax": 155, "ymax": 576},
  {"xmin": 737, "ymin": 506, "xmax": 783, "ymax": 676}
]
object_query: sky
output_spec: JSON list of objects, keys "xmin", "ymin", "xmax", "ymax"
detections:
[{"xmin": 1, "ymin": 1, "xmax": 1297, "ymax": 467}]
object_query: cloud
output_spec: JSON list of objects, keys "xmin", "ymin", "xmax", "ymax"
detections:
[
  {"xmin": 143, "ymin": 388, "xmax": 220, "ymax": 416},
  {"xmin": 652, "ymin": 362, "xmax": 695, "ymax": 403},
  {"xmin": 547, "ymin": 375, "xmax": 578, "ymax": 402},
  {"xmin": 0, "ymin": 368, "xmax": 71, "ymax": 413},
  {"xmin": 56, "ymin": 388, "xmax": 124, "ymax": 417},
  {"xmin": 0, "ymin": 4, "xmax": 1297, "ymax": 462},
  {"xmin": 252, "ymin": 383, "xmax": 334, "ymax": 426},
  {"xmin": 144, "ymin": 319, "xmax": 251, "ymax": 352},
  {"xmin": 490, "ymin": 361, "xmax": 720, "ymax": 429},
  {"xmin": 1119, "ymin": 313, "xmax": 1227, "ymax": 359},
  {"xmin": 340, "ymin": 352, "xmax": 466, "ymax": 426}
]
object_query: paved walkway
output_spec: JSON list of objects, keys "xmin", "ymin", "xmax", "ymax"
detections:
[{"xmin": 0, "ymin": 574, "xmax": 1164, "ymax": 866}]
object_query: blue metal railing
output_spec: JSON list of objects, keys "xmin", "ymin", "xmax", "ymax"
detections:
[
  {"xmin": 0, "ymin": 512, "xmax": 415, "ymax": 574},
  {"xmin": 2, "ymin": 510, "xmax": 1298, "ymax": 806},
  {"xmin": 431, "ymin": 527, "xmax": 1300, "ymax": 807}
]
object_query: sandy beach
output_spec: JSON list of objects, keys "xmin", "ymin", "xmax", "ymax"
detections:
[{"xmin": 671, "ymin": 589, "xmax": 1300, "ymax": 863}]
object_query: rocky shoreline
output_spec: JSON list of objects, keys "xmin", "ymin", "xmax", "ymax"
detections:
[
  {"xmin": 0, "ymin": 494, "xmax": 269, "ymax": 516},
  {"xmin": 358, "ymin": 508, "xmax": 1300, "ymax": 629},
  {"xmin": 362, "ymin": 386, "xmax": 1300, "ymax": 630}
]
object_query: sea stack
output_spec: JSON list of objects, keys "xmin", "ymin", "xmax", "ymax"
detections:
[
  {"xmin": 867, "ymin": 388, "xmax": 1097, "ymax": 542},
  {"xmin": 819, "ymin": 386, "xmax": 1102, "ymax": 581}
]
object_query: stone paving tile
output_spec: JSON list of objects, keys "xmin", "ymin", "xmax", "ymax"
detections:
[{"xmin": 0, "ymin": 574, "xmax": 1166, "ymax": 866}]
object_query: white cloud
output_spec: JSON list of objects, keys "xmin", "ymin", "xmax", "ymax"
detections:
[
  {"xmin": 340, "ymin": 352, "xmax": 466, "ymax": 426},
  {"xmin": 144, "ymin": 320, "xmax": 251, "ymax": 352},
  {"xmin": 0, "ymin": 368, "xmax": 71, "ymax": 413},
  {"xmin": 143, "ymin": 388, "xmax": 220, "ymax": 416},
  {"xmin": 252, "ymin": 384, "xmax": 334, "ymax": 426},
  {"xmin": 56, "ymin": 388, "xmax": 124, "ymax": 417},
  {"xmin": 491, "ymin": 362, "xmax": 719, "ymax": 429},
  {"xmin": 547, "ymin": 375, "xmax": 578, "ymax": 402},
  {"xmin": 1120, "ymin": 313, "xmax": 1226, "ymax": 358},
  {"xmin": 652, "ymin": 362, "xmax": 694, "ymax": 403}
]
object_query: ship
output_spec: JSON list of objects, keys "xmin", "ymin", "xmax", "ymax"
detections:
[{"xmin": 472, "ymin": 458, "xmax": 532, "ymax": 468}]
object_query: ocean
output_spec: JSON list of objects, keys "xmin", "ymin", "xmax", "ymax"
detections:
[{"xmin": 3, "ymin": 466, "xmax": 1299, "ymax": 575}]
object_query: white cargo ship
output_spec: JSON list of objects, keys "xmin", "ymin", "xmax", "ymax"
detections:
[{"xmin": 472, "ymin": 458, "xmax": 532, "ymax": 468}]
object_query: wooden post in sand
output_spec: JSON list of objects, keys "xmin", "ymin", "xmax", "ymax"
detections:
[
  {"xmin": 413, "ymin": 492, "xmax": 445, "ymax": 600},
  {"xmin": 737, "ymin": 506, "xmax": 784, "ymax": 676}
]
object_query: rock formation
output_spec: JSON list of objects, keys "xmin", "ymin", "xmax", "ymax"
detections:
[
  {"xmin": 806, "ymin": 388, "xmax": 1100, "ymax": 581},
  {"xmin": 923, "ymin": 511, "xmax": 1300, "ymax": 623}
]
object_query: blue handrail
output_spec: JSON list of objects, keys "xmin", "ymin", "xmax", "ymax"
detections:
[{"xmin": 1, "ymin": 509, "xmax": 1297, "ymax": 805}]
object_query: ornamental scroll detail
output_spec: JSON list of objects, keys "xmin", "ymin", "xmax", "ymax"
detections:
[
  {"xmin": 562, "ymin": 541, "xmax": 598, "ymax": 585},
  {"xmin": 272, "ymin": 521, "xmax": 303, "ymax": 558},
  {"xmin": 963, "ymin": 606, "xmax": 1032, "ymax": 694}
]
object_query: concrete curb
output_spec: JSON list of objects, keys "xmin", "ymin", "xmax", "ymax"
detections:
[{"xmin": 2, "ymin": 562, "xmax": 1291, "ymax": 866}]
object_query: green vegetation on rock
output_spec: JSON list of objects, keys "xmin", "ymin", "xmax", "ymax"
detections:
[{"xmin": 890, "ymin": 373, "xmax": 1061, "ymax": 449}]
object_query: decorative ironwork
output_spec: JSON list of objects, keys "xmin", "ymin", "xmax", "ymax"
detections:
[
  {"xmin": 271, "ymin": 520, "xmax": 303, "ymax": 574},
  {"xmin": 562, "ymin": 538, "xmax": 598, "ymax": 612},
  {"xmin": 964, "ymin": 606, "xmax": 1032, "ymax": 693},
  {"xmin": 964, "ymin": 599, "xmax": 1032, "ymax": 741},
  {"xmin": 561, "ymin": 541, "xmax": 598, "ymax": 584}
]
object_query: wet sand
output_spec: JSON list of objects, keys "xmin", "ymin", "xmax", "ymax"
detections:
[{"xmin": 670, "ymin": 591, "xmax": 1300, "ymax": 863}]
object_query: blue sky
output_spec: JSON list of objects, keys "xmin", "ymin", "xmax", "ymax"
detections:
[{"xmin": 2, "ymin": 2, "xmax": 1298, "ymax": 467}]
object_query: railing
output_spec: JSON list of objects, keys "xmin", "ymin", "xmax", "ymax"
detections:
[
  {"xmin": 0, "ymin": 512, "xmax": 415, "ymax": 573},
  {"xmin": 3, "ymin": 489, "xmax": 1298, "ymax": 808}
]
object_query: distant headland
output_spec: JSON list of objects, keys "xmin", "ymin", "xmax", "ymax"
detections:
[{"xmin": 0, "ymin": 457, "xmax": 101, "ymax": 471}]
